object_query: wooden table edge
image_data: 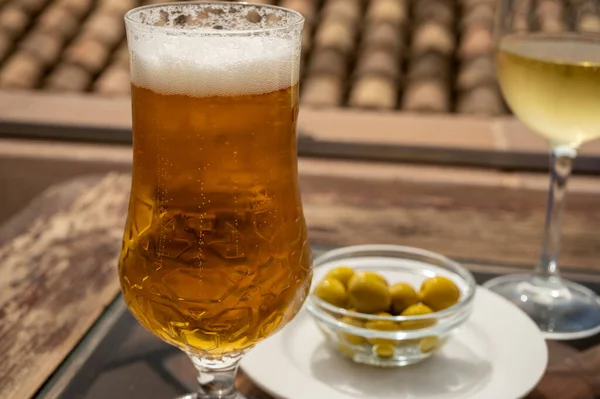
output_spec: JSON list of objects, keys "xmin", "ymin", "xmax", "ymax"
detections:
[{"xmin": 1, "ymin": 92, "xmax": 599, "ymax": 172}]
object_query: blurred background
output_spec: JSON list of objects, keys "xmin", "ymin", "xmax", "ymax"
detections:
[
  {"xmin": 0, "ymin": 0, "xmax": 508, "ymax": 116},
  {"xmin": 4, "ymin": 2, "xmax": 600, "ymax": 399}
]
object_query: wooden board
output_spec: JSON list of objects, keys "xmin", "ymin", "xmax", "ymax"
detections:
[
  {"xmin": 298, "ymin": 159, "xmax": 600, "ymax": 272},
  {"xmin": 0, "ymin": 174, "xmax": 129, "ymax": 399}
]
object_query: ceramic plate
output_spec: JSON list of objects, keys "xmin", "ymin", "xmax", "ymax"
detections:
[{"xmin": 242, "ymin": 287, "xmax": 548, "ymax": 399}]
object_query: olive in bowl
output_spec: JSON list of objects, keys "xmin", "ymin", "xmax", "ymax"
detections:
[{"xmin": 306, "ymin": 245, "xmax": 476, "ymax": 367}]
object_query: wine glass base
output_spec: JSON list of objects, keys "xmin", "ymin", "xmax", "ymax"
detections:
[{"xmin": 483, "ymin": 274, "xmax": 600, "ymax": 340}]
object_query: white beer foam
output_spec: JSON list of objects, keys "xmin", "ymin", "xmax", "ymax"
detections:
[{"xmin": 130, "ymin": 35, "xmax": 299, "ymax": 97}]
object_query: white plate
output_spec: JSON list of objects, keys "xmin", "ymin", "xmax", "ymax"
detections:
[{"xmin": 242, "ymin": 287, "xmax": 548, "ymax": 399}]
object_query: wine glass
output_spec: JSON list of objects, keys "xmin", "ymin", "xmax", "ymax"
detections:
[
  {"xmin": 120, "ymin": 3, "xmax": 312, "ymax": 398},
  {"xmin": 484, "ymin": 0, "xmax": 600, "ymax": 339}
]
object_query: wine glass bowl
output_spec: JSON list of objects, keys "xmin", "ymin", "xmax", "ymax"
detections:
[{"xmin": 484, "ymin": 0, "xmax": 600, "ymax": 339}]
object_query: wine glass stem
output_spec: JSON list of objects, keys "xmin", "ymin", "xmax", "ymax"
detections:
[
  {"xmin": 189, "ymin": 353, "xmax": 243, "ymax": 399},
  {"xmin": 537, "ymin": 146, "xmax": 576, "ymax": 280}
]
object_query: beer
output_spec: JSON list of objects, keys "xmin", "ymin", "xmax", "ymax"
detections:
[
  {"xmin": 119, "ymin": 33, "xmax": 311, "ymax": 356},
  {"xmin": 497, "ymin": 35, "xmax": 600, "ymax": 148}
]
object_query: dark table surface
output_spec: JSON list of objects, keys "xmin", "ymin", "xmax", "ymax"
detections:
[{"xmin": 35, "ymin": 249, "xmax": 600, "ymax": 399}]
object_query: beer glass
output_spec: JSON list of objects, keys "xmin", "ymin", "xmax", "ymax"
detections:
[{"xmin": 121, "ymin": 3, "xmax": 311, "ymax": 398}]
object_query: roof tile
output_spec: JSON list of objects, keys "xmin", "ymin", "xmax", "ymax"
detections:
[
  {"xmin": 0, "ymin": 6, "xmax": 30, "ymax": 38},
  {"xmin": 45, "ymin": 63, "xmax": 90, "ymax": 91},
  {"xmin": 0, "ymin": 0, "xmax": 520, "ymax": 116},
  {"xmin": 0, "ymin": 52, "xmax": 42, "ymax": 88}
]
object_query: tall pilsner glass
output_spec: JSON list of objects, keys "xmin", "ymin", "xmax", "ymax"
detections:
[
  {"xmin": 120, "ymin": 3, "xmax": 311, "ymax": 398},
  {"xmin": 484, "ymin": 0, "xmax": 600, "ymax": 339}
]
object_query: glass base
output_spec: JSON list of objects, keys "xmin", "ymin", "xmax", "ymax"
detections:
[{"xmin": 483, "ymin": 274, "xmax": 600, "ymax": 340}]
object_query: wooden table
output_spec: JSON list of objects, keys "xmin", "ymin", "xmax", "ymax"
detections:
[{"xmin": 3, "ymin": 158, "xmax": 600, "ymax": 399}]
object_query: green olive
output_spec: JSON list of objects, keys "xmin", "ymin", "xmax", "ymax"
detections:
[
  {"xmin": 348, "ymin": 273, "xmax": 391, "ymax": 313},
  {"xmin": 326, "ymin": 266, "xmax": 355, "ymax": 288},
  {"xmin": 389, "ymin": 282, "xmax": 419, "ymax": 315},
  {"xmin": 400, "ymin": 303, "xmax": 435, "ymax": 330},
  {"xmin": 419, "ymin": 336, "xmax": 439, "ymax": 353},
  {"xmin": 419, "ymin": 276, "xmax": 461, "ymax": 311},
  {"xmin": 374, "ymin": 344, "xmax": 395, "ymax": 358},
  {"xmin": 353, "ymin": 271, "xmax": 388, "ymax": 286},
  {"xmin": 313, "ymin": 277, "xmax": 347, "ymax": 308},
  {"xmin": 339, "ymin": 314, "xmax": 366, "ymax": 345},
  {"xmin": 365, "ymin": 312, "xmax": 399, "ymax": 345}
]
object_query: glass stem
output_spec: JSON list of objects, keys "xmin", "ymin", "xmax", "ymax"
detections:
[
  {"xmin": 188, "ymin": 353, "xmax": 243, "ymax": 399},
  {"xmin": 536, "ymin": 146, "xmax": 576, "ymax": 280}
]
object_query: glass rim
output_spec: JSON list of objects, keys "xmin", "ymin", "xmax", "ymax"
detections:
[{"xmin": 124, "ymin": 1, "xmax": 305, "ymax": 36}]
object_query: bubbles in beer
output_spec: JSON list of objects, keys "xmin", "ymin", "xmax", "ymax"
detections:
[{"xmin": 121, "ymin": 2, "xmax": 308, "ymax": 356}]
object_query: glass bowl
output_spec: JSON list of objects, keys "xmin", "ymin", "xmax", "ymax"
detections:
[{"xmin": 306, "ymin": 245, "xmax": 477, "ymax": 367}]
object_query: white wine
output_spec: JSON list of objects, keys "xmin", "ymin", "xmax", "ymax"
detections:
[{"xmin": 497, "ymin": 36, "xmax": 600, "ymax": 148}]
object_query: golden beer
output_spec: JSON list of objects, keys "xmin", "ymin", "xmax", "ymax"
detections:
[{"xmin": 120, "ymin": 6, "xmax": 310, "ymax": 358}]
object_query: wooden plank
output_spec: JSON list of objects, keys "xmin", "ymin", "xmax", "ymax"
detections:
[
  {"xmin": 297, "ymin": 111, "xmax": 600, "ymax": 173},
  {"xmin": 0, "ymin": 139, "xmax": 132, "ymax": 224},
  {"xmin": 0, "ymin": 173, "xmax": 129, "ymax": 399},
  {"xmin": 298, "ymin": 159, "xmax": 600, "ymax": 271},
  {"xmin": 1, "ymin": 92, "xmax": 600, "ymax": 172},
  {"xmin": 0, "ymin": 92, "xmax": 131, "ymax": 141}
]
